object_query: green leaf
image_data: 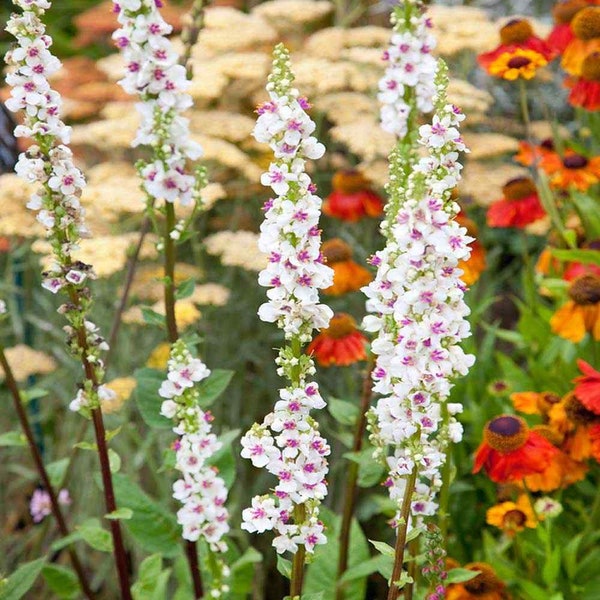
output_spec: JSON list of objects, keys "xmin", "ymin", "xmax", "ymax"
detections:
[
  {"xmin": 519, "ymin": 579, "xmax": 553, "ymax": 600},
  {"xmin": 277, "ymin": 556, "xmax": 292, "ymax": 579},
  {"xmin": 0, "ymin": 558, "xmax": 46, "ymax": 600},
  {"xmin": 304, "ymin": 507, "xmax": 369, "ymax": 600},
  {"xmin": 197, "ymin": 370, "xmax": 234, "ymax": 408},
  {"xmin": 108, "ymin": 473, "xmax": 181, "ymax": 557},
  {"xmin": 230, "ymin": 547, "xmax": 262, "ymax": 596},
  {"xmin": 41, "ymin": 565, "xmax": 79, "ymax": 600},
  {"xmin": 343, "ymin": 450, "xmax": 385, "ymax": 487},
  {"xmin": 572, "ymin": 192, "xmax": 600, "ymax": 239},
  {"xmin": 105, "ymin": 508, "xmax": 133, "ymax": 520},
  {"xmin": 551, "ymin": 248, "xmax": 600, "ymax": 267},
  {"xmin": 339, "ymin": 555, "xmax": 393, "ymax": 584},
  {"xmin": 134, "ymin": 368, "xmax": 171, "ymax": 429},
  {"xmin": 206, "ymin": 429, "xmax": 240, "ymax": 488},
  {"xmin": 132, "ymin": 554, "xmax": 171, "ymax": 600},
  {"xmin": 141, "ymin": 308, "xmax": 166, "ymax": 327},
  {"xmin": 50, "ymin": 531, "xmax": 82, "ymax": 552},
  {"xmin": 77, "ymin": 519, "xmax": 113, "ymax": 553},
  {"xmin": 74, "ymin": 442, "xmax": 97, "ymax": 451},
  {"xmin": 46, "ymin": 459, "xmax": 69, "ymax": 488},
  {"xmin": 21, "ymin": 388, "xmax": 49, "ymax": 403},
  {"xmin": 0, "ymin": 431, "xmax": 26, "ymax": 447},
  {"xmin": 108, "ymin": 449, "xmax": 121, "ymax": 473},
  {"xmin": 301, "ymin": 594, "xmax": 324, "ymax": 600},
  {"xmin": 446, "ymin": 568, "xmax": 480, "ymax": 584},
  {"xmin": 369, "ymin": 539, "xmax": 395, "ymax": 559},
  {"xmin": 328, "ymin": 397, "xmax": 359, "ymax": 426},
  {"xmin": 175, "ymin": 279, "xmax": 196, "ymax": 300},
  {"xmin": 542, "ymin": 546, "xmax": 561, "ymax": 587}
]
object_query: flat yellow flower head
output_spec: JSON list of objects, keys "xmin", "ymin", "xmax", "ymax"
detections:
[{"xmin": 489, "ymin": 48, "xmax": 548, "ymax": 80}]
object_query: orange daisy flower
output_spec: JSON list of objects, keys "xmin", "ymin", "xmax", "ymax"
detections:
[
  {"xmin": 456, "ymin": 212, "xmax": 487, "ymax": 285},
  {"xmin": 559, "ymin": 393, "xmax": 600, "ymax": 460},
  {"xmin": 588, "ymin": 423, "xmax": 600, "ymax": 461},
  {"xmin": 567, "ymin": 51, "xmax": 600, "ymax": 110},
  {"xmin": 541, "ymin": 149, "xmax": 600, "ymax": 190},
  {"xmin": 321, "ymin": 238, "xmax": 372, "ymax": 296},
  {"xmin": 515, "ymin": 139, "xmax": 557, "ymax": 167},
  {"xmin": 307, "ymin": 313, "xmax": 368, "ymax": 367},
  {"xmin": 473, "ymin": 415, "xmax": 559, "ymax": 483},
  {"xmin": 562, "ymin": 6, "xmax": 600, "ymax": 75},
  {"xmin": 323, "ymin": 170, "xmax": 384, "ymax": 222},
  {"xmin": 550, "ymin": 274, "xmax": 600, "ymax": 342},
  {"xmin": 479, "ymin": 19, "xmax": 555, "ymax": 73},
  {"xmin": 522, "ymin": 424, "xmax": 587, "ymax": 491},
  {"xmin": 486, "ymin": 494, "xmax": 538, "ymax": 535},
  {"xmin": 511, "ymin": 391, "xmax": 562, "ymax": 415},
  {"xmin": 446, "ymin": 563, "xmax": 510, "ymax": 600},
  {"xmin": 548, "ymin": 0, "xmax": 589, "ymax": 54},
  {"xmin": 574, "ymin": 359, "xmax": 600, "ymax": 413},
  {"xmin": 486, "ymin": 177, "xmax": 546, "ymax": 229}
]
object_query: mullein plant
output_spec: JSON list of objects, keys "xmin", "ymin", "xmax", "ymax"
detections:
[
  {"xmin": 5, "ymin": 1, "xmax": 132, "ymax": 597},
  {"xmin": 363, "ymin": 3, "xmax": 474, "ymax": 598},
  {"xmin": 112, "ymin": 0, "xmax": 228, "ymax": 597},
  {"xmin": 240, "ymin": 43, "xmax": 333, "ymax": 598}
]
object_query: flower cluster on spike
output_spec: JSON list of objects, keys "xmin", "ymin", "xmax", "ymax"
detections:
[
  {"xmin": 112, "ymin": 0, "xmax": 204, "ymax": 208},
  {"xmin": 363, "ymin": 62, "xmax": 475, "ymax": 524},
  {"xmin": 158, "ymin": 340, "xmax": 230, "ymax": 553},
  {"xmin": 5, "ymin": 0, "xmax": 114, "ymax": 414},
  {"xmin": 378, "ymin": 0, "xmax": 438, "ymax": 138},
  {"xmin": 240, "ymin": 44, "xmax": 333, "ymax": 555}
]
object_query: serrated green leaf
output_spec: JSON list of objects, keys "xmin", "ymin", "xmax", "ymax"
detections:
[
  {"xmin": 134, "ymin": 368, "xmax": 171, "ymax": 429},
  {"xmin": 175, "ymin": 279, "xmax": 195, "ymax": 300},
  {"xmin": 0, "ymin": 431, "xmax": 26, "ymax": 447},
  {"xmin": 41, "ymin": 564, "xmax": 79, "ymax": 600},
  {"xmin": 105, "ymin": 508, "xmax": 133, "ymax": 520},
  {"xmin": 141, "ymin": 308, "xmax": 166, "ymax": 327},
  {"xmin": 77, "ymin": 519, "xmax": 113, "ymax": 553},
  {"xmin": 0, "ymin": 558, "xmax": 46, "ymax": 600},
  {"xmin": 107, "ymin": 473, "xmax": 180, "ymax": 557},
  {"xmin": 197, "ymin": 370, "xmax": 234, "ymax": 408},
  {"xmin": 328, "ymin": 397, "xmax": 359, "ymax": 426}
]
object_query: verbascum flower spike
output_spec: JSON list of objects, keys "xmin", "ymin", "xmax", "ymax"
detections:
[
  {"xmin": 5, "ymin": 0, "xmax": 113, "ymax": 413},
  {"xmin": 159, "ymin": 340, "xmax": 231, "ymax": 596},
  {"xmin": 112, "ymin": 0, "xmax": 205, "ymax": 209},
  {"xmin": 363, "ymin": 62, "xmax": 475, "ymax": 527},
  {"xmin": 378, "ymin": 0, "xmax": 438, "ymax": 139},
  {"xmin": 240, "ymin": 44, "xmax": 333, "ymax": 564}
]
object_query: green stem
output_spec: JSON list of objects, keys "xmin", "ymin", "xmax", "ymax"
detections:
[
  {"xmin": 438, "ymin": 408, "xmax": 452, "ymax": 547},
  {"xmin": 387, "ymin": 468, "xmax": 418, "ymax": 600},
  {"xmin": 290, "ymin": 504, "xmax": 307, "ymax": 598}
]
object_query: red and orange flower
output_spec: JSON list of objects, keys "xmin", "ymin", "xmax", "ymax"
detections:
[
  {"xmin": 541, "ymin": 149, "xmax": 600, "ymax": 190},
  {"xmin": 547, "ymin": 0, "xmax": 589, "ymax": 54},
  {"xmin": 479, "ymin": 18, "xmax": 555, "ymax": 75},
  {"xmin": 515, "ymin": 138, "xmax": 556, "ymax": 167},
  {"xmin": 321, "ymin": 238, "xmax": 372, "ymax": 296},
  {"xmin": 486, "ymin": 177, "xmax": 546, "ymax": 229},
  {"xmin": 550, "ymin": 274, "xmax": 600, "ymax": 342},
  {"xmin": 562, "ymin": 6, "xmax": 600, "ymax": 75},
  {"xmin": 574, "ymin": 359, "xmax": 600, "ymax": 413},
  {"xmin": 323, "ymin": 170, "xmax": 384, "ymax": 222},
  {"xmin": 446, "ymin": 562, "xmax": 510, "ymax": 600},
  {"xmin": 473, "ymin": 415, "xmax": 559, "ymax": 483},
  {"xmin": 307, "ymin": 313, "xmax": 368, "ymax": 367},
  {"xmin": 566, "ymin": 51, "xmax": 600, "ymax": 109}
]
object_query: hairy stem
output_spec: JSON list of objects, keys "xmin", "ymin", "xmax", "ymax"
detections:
[
  {"xmin": 387, "ymin": 469, "xmax": 418, "ymax": 600},
  {"xmin": 336, "ymin": 359, "xmax": 375, "ymax": 599},
  {"xmin": 179, "ymin": 0, "xmax": 209, "ymax": 78},
  {"xmin": 0, "ymin": 345, "xmax": 96, "ymax": 600}
]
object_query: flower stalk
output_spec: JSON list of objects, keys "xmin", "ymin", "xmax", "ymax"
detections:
[
  {"xmin": 0, "ymin": 342, "xmax": 95, "ymax": 600},
  {"xmin": 240, "ymin": 44, "xmax": 333, "ymax": 596}
]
